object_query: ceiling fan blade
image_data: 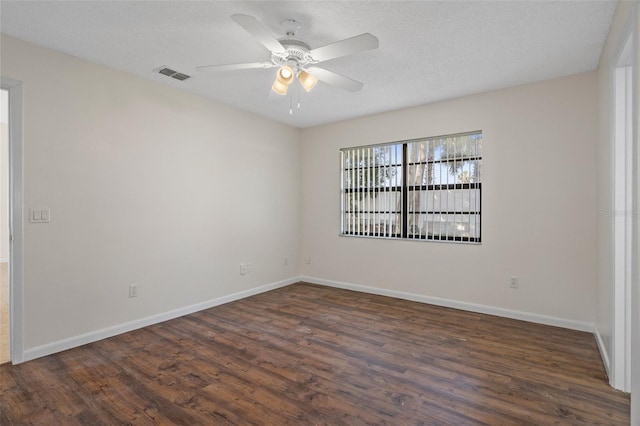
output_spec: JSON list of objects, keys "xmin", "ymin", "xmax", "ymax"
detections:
[
  {"xmin": 309, "ymin": 33, "xmax": 379, "ymax": 62},
  {"xmin": 306, "ymin": 67, "xmax": 364, "ymax": 92},
  {"xmin": 231, "ymin": 14, "xmax": 286, "ymax": 54},
  {"xmin": 196, "ymin": 62, "xmax": 275, "ymax": 73}
]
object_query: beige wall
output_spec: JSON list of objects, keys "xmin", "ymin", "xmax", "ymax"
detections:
[
  {"xmin": 300, "ymin": 71, "xmax": 598, "ymax": 326},
  {"xmin": 0, "ymin": 34, "xmax": 301, "ymax": 353}
]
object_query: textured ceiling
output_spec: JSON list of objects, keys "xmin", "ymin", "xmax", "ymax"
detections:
[{"xmin": 0, "ymin": 1, "xmax": 617, "ymax": 128}]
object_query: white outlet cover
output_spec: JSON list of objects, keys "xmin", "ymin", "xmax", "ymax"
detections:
[{"xmin": 129, "ymin": 284, "xmax": 138, "ymax": 298}]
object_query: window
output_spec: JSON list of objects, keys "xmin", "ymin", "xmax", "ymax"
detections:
[{"xmin": 340, "ymin": 131, "xmax": 482, "ymax": 243}]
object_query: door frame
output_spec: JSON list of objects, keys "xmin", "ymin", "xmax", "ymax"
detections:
[
  {"xmin": 610, "ymin": 4, "xmax": 639, "ymax": 404},
  {"xmin": 1, "ymin": 77, "xmax": 24, "ymax": 364}
]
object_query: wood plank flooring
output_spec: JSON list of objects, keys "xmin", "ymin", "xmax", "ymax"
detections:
[{"xmin": 0, "ymin": 282, "xmax": 630, "ymax": 425}]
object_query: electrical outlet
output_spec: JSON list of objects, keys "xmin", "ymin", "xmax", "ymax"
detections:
[
  {"xmin": 284, "ymin": 256, "xmax": 288, "ymax": 266},
  {"xmin": 240, "ymin": 264, "xmax": 247, "ymax": 275},
  {"xmin": 129, "ymin": 283, "xmax": 139, "ymax": 298},
  {"xmin": 305, "ymin": 256, "xmax": 311, "ymax": 264},
  {"xmin": 509, "ymin": 276, "xmax": 519, "ymax": 289}
]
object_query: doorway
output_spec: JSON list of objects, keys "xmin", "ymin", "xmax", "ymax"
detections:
[
  {"xmin": 1, "ymin": 77, "xmax": 24, "ymax": 365},
  {"xmin": 0, "ymin": 88, "xmax": 9, "ymax": 364},
  {"xmin": 611, "ymin": 12, "xmax": 637, "ymax": 395}
]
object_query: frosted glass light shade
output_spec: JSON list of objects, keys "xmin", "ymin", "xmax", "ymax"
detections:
[
  {"xmin": 276, "ymin": 65, "xmax": 294, "ymax": 85},
  {"xmin": 272, "ymin": 78, "xmax": 289, "ymax": 95},
  {"xmin": 279, "ymin": 66, "xmax": 293, "ymax": 79},
  {"xmin": 272, "ymin": 65, "xmax": 294, "ymax": 95},
  {"xmin": 298, "ymin": 70, "xmax": 318, "ymax": 92}
]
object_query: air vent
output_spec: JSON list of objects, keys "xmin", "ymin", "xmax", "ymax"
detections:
[
  {"xmin": 156, "ymin": 66, "xmax": 191, "ymax": 81},
  {"xmin": 158, "ymin": 67, "xmax": 176, "ymax": 76},
  {"xmin": 172, "ymin": 73, "xmax": 190, "ymax": 81}
]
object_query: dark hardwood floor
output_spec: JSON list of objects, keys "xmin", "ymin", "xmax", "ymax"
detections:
[{"xmin": 0, "ymin": 282, "xmax": 630, "ymax": 425}]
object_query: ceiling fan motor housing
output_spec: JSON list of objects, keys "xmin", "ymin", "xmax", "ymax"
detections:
[{"xmin": 272, "ymin": 38, "xmax": 316, "ymax": 73}]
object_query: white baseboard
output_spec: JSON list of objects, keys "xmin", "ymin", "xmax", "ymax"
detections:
[
  {"xmin": 21, "ymin": 277, "xmax": 299, "ymax": 363},
  {"xmin": 301, "ymin": 276, "xmax": 595, "ymax": 333},
  {"xmin": 0, "ymin": 258, "xmax": 8, "ymax": 263},
  {"xmin": 594, "ymin": 326, "xmax": 611, "ymax": 381},
  {"xmin": 21, "ymin": 275, "xmax": 597, "ymax": 363}
]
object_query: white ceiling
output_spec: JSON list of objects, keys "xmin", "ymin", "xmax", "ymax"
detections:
[{"xmin": 0, "ymin": 1, "xmax": 617, "ymax": 128}]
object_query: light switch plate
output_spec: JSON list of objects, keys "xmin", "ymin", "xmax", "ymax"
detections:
[{"xmin": 30, "ymin": 208, "xmax": 51, "ymax": 223}]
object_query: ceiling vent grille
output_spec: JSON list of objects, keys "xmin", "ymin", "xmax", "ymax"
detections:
[
  {"xmin": 172, "ymin": 73, "xmax": 190, "ymax": 81},
  {"xmin": 156, "ymin": 66, "xmax": 191, "ymax": 81}
]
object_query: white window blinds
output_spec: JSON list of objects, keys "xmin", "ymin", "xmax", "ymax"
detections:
[{"xmin": 341, "ymin": 131, "xmax": 482, "ymax": 243}]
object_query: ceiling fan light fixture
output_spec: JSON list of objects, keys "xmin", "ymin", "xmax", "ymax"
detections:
[
  {"xmin": 272, "ymin": 65, "xmax": 294, "ymax": 95},
  {"xmin": 272, "ymin": 78, "xmax": 289, "ymax": 95},
  {"xmin": 298, "ymin": 70, "xmax": 318, "ymax": 92},
  {"xmin": 276, "ymin": 65, "xmax": 294, "ymax": 85}
]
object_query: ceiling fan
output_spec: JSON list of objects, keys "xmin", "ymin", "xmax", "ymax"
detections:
[{"xmin": 196, "ymin": 14, "xmax": 379, "ymax": 96}]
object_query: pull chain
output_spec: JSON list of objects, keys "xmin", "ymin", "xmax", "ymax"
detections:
[{"xmin": 288, "ymin": 81, "xmax": 302, "ymax": 116}]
